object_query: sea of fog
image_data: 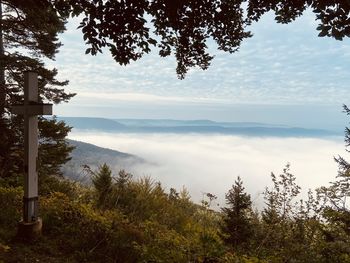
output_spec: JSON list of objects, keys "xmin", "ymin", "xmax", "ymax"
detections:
[{"xmin": 68, "ymin": 131, "xmax": 346, "ymax": 208}]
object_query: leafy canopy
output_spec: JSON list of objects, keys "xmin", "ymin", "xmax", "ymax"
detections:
[{"xmin": 52, "ymin": 0, "xmax": 350, "ymax": 78}]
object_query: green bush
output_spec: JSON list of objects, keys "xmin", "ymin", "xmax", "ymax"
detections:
[
  {"xmin": 135, "ymin": 220, "xmax": 190, "ymax": 262},
  {"xmin": 40, "ymin": 192, "xmax": 142, "ymax": 262},
  {"xmin": 0, "ymin": 187, "xmax": 23, "ymax": 227},
  {"xmin": 0, "ymin": 187, "xmax": 22, "ymax": 242}
]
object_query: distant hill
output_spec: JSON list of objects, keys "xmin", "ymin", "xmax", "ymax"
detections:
[
  {"xmin": 115, "ymin": 119, "xmax": 287, "ymax": 128},
  {"xmin": 123, "ymin": 125, "xmax": 336, "ymax": 137},
  {"xmin": 61, "ymin": 139, "xmax": 143, "ymax": 183},
  {"xmin": 57, "ymin": 117, "xmax": 340, "ymax": 138},
  {"xmin": 58, "ymin": 117, "xmax": 126, "ymax": 131}
]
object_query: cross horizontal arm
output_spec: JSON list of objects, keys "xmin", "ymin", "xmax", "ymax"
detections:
[{"xmin": 12, "ymin": 103, "xmax": 53, "ymax": 116}]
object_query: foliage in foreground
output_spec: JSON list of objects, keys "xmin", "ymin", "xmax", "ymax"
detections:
[
  {"xmin": 0, "ymin": 158, "xmax": 349, "ymax": 263},
  {"xmin": 1, "ymin": 106, "xmax": 350, "ymax": 262}
]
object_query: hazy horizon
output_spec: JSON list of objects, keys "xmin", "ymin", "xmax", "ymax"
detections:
[
  {"xmin": 56, "ymin": 103, "xmax": 348, "ymax": 133},
  {"xmin": 50, "ymin": 10, "xmax": 350, "ymax": 133}
]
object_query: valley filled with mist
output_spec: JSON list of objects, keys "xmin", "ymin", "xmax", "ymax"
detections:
[{"xmin": 63, "ymin": 117, "xmax": 346, "ymax": 207}]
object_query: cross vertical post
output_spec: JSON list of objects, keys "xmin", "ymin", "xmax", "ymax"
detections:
[
  {"xmin": 11, "ymin": 71, "xmax": 52, "ymax": 240},
  {"xmin": 24, "ymin": 72, "xmax": 39, "ymax": 222}
]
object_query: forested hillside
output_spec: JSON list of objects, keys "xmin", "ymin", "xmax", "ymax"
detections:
[{"xmin": 62, "ymin": 139, "xmax": 144, "ymax": 183}]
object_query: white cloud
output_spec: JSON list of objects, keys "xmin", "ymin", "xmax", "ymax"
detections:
[
  {"xmin": 77, "ymin": 91, "xmax": 227, "ymax": 104},
  {"xmin": 67, "ymin": 132, "xmax": 346, "ymax": 208},
  {"xmin": 46, "ymin": 9, "xmax": 350, "ymax": 110}
]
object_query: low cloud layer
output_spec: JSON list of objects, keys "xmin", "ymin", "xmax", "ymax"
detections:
[{"xmin": 68, "ymin": 132, "xmax": 346, "ymax": 208}]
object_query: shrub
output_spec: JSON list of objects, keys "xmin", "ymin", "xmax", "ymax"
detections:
[
  {"xmin": 0, "ymin": 187, "xmax": 22, "ymax": 241},
  {"xmin": 40, "ymin": 192, "xmax": 142, "ymax": 262},
  {"xmin": 0, "ymin": 187, "xmax": 23, "ymax": 227}
]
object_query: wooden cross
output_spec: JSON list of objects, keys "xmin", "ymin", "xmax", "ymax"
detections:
[{"xmin": 12, "ymin": 72, "xmax": 52, "ymax": 224}]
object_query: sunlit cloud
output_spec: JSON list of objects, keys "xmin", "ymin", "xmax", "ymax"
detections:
[{"xmin": 45, "ymin": 8, "xmax": 350, "ymax": 112}]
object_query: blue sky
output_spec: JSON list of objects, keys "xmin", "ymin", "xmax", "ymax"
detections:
[{"xmin": 49, "ymin": 10, "xmax": 350, "ymax": 131}]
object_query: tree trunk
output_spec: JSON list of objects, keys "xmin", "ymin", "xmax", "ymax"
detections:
[
  {"xmin": 0, "ymin": 0, "xmax": 5, "ymax": 117},
  {"xmin": 0, "ymin": 0, "xmax": 7, "ymax": 178}
]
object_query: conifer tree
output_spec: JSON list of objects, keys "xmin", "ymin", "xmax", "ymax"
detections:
[
  {"xmin": 334, "ymin": 104, "xmax": 350, "ymax": 174},
  {"xmin": 0, "ymin": 0, "xmax": 75, "ymax": 179},
  {"xmin": 316, "ymin": 104, "xmax": 350, "ymax": 262},
  {"xmin": 221, "ymin": 176, "xmax": 253, "ymax": 250},
  {"xmin": 92, "ymin": 163, "xmax": 113, "ymax": 208},
  {"xmin": 113, "ymin": 169, "xmax": 133, "ymax": 211}
]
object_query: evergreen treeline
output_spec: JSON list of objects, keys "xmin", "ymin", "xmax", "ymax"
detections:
[{"xmin": 0, "ymin": 137, "xmax": 350, "ymax": 262}]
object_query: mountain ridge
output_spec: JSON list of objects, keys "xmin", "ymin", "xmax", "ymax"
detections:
[{"xmin": 57, "ymin": 116, "xmax": 341, "ymax": 137}]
